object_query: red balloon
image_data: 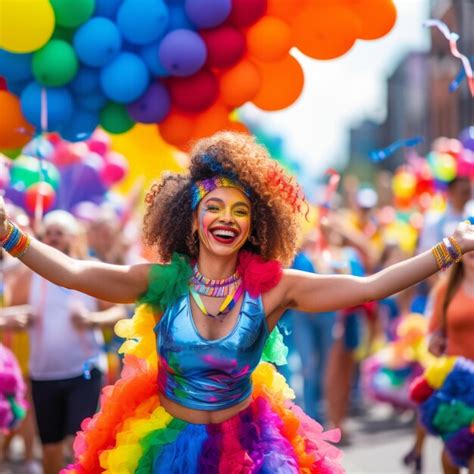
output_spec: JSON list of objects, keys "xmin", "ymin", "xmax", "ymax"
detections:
[
  {"xmin": 168, "ymin": 69, "xmax": 219, "ymax": 113},
  {"xmin": 0, "ymin": 77, "xmax": 6, "ymax": 91},
  {"xmin": 229, "ymin": 0, "xmax": 267, "ymax": 27},
  {"xmin": 25, "ymin": 182, "xmax": 56, "ymax": 215},
  {"xmin": 200, "ymin": 25, "xmax": 246, "ymax": 69}
]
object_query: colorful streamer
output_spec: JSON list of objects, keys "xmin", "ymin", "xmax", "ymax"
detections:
[
  {"xmin": 449, "ymin": 56, "xmax": 474, "ymax": 93},
  {"xmin": 369, "ymin": 136, "xmax": 424, "ymax": 162},
  {"xmin": 423, "ymin": 19, "xmax": 474, "ymax": 97}
]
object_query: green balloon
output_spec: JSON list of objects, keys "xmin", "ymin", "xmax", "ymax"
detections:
[
  {"xmin": 50, "ymin": 0, "xmax": 95, "ymax": 28},
  {"xmin": 1, "ymin": 148, "xmax": 22, "ymax": 159},
  {"xmin": 52, "ymin": 26, "xmax": 76, "ymax": 43},
  {"xmin": 10, "ymin": 155, "xmax": 60, "ymax": 190},
  {"xmin": 32, "ymin": 40, "xmax": 78, "ymax": 87},
  {"xmin": 100, "ymin": 103, "xmax": 135, "ymax": 134}
]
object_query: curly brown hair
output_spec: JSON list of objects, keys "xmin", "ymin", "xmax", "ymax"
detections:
[{"xmin": 143, "ymin": 131, "xmax": 305, "ymax": 265}]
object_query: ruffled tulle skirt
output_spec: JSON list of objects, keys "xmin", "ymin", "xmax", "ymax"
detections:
[
  {"xmin": 410, "ymin": 356, "xmax": 474, "ymax": 468},
  {"xmin": 63, "ymin": 361, "xmax": 343, "ymax": 474}
]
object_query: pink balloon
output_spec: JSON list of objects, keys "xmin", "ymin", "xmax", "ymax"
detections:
[
  {"xmin": 101, "ymin": 152, "xmax": 128, "ymax": 186},
  {"xmin": 52, "ymin": 142, "xmax": 88, "ymax": 166},
  {"xmin": 87, "ymin": 129, "xmax": 111, "ymax": 156}
]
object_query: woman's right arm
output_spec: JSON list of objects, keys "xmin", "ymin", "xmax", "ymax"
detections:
[{"xmin": 1, "ymin": 198, "xmax": 151, "ymax": 304}]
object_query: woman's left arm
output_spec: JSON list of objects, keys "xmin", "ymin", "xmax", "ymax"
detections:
[{"xmin": 282, "ymin": 222, "xmax": 474, "ymax": 313}]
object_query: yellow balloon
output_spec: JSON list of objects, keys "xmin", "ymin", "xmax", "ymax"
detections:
[
  {"xmin": 109, "ymin": 124, "xmax": 183, "ymax": 195},
  {"xmin": 0, "ymin": 0, "xmax": 55, "ymax": 53}
]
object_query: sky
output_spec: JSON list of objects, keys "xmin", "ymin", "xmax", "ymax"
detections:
[{"xmin": 241, "ymin": 0, "xmax": 431, "ymax": 184}]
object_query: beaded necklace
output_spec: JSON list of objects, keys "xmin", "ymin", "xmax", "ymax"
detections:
[{"xmin": 192, "ymin": 264, "xmax": 241, "ymax": 296}]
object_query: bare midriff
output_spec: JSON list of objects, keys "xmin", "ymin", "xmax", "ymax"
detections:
[{"xmin": 158, "ymin": 391, "xmax": 252, "ymax": 424}]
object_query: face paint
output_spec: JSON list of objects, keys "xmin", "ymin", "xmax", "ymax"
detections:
[{"xmin": 195, "ymin": 187, "xmax": 251, "ymax": 257}]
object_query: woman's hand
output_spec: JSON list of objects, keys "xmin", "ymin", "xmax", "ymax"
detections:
[
  {"xmin": 0, "ymin": 196, "xmax": 10, "ymax": 240},
  {"xmin": 453, "ymin": 220, "xmax": 474, "ymax": 253}
]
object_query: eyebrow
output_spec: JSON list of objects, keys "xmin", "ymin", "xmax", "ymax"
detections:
[{"xmin": 204, "ymin": 197, "xmax": 250, "ymax": 209}]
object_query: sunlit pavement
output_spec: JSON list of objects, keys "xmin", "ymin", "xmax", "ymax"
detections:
[{"xmin": 342, "ymin": 404, "xmax": 443, "ymax": 474}]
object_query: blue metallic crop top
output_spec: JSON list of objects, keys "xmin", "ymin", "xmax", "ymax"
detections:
[{"xmin": 154, "ymin": 291, "xmax": 269, "ymax": 411}]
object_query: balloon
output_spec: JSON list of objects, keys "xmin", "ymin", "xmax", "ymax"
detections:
[
  {"xmin": 71, "ymin": 200, "xmax": 101, "ymax": 222},
  {"xmin": 50, "ymin": 0, "xmax": 95, "ymax": 28},
  {"xmin": 200, "ymin": 25, "xmax": 246, "ymax": 69},
  {"xmin": 432, "ymin": 153, "xmax": 457, "ymax": 182},
  {"xmin": 87, "ymin": 129, "xmax": 111, "ymax": 156},
  {"xmin": 24, "ymin": 182, "xmax": 56, "ymax": 214},
  {"xmin": 0, "ymin": 77, "xmax": 6, "ymax": 91},
  {"xmin": 101, "ymin": 152, "xmax": 128, "ymax": 186},
  {"xmin": 52, "ymin": 26, "xmax": 76, "ymax": 43},
  {"xmin": 229, "ymin": 0, "xmax": 267, "ymax": 27},
  {"xmin": 351, "ymin": 0, "xmax": 397, "ymax": 40},
  {"xmin": 168, "ymin": 69, "xmax": 219, "ymax": 113},
  {"xmin": 22, "ymin": 136, "xmax": 54, "ymax": 159},
  {"xmin": 247, "ymin": 17, "xmax": 292, "ymax": 62},
  {"xmin": 291, "ymin": 5, "xmax": 359, "ymax": 59},
  {"xmin": 32, "ymin": 40, "xmax": 79, "ymax": 87},
  {"xmin": 70, "ymin": 67, "xmax": 100, "ymax": 96},
  {"xmin": 459, "ymin": 127, "xmax": 474, "ymax": 151},
  {"xmin": 158, "ymin": 109, "xmax": 196, "ymax": 147},
  {"xmin": 159, "ymin": 29, "xmax": 207, "ymax": 77},
  {"xmin": 220, "ymin": 59, "xmax": 261, "ymax": 107},
  {"xmin": 61, "ymin": 110, "xmax": 100, "ymax": 142},
  {"xmin": 75, "ymin": 92, "xmax": 108, "ymax": 112},
  {"xmin": 51, "ymin": 142, "xmax": 88, "ymax": 166},
  {"xmin": 0, "ymin": 91, "xmax": 34, "ymax": 149},
  {"xmin": 0, "ymin": 0, "xmax": 54, "ymax": 53},
  {"xmin": 0, "ymin": 51, "xmax": 32, "ymax": 82},
  {"xmin": 457, "ymin": 150, "xmax": 474, "ymax": 179},
  {"xmin": 168, "ymin": 3, "xmax": 195, "ymax": 30},
  {"xmin": 100, "ymin": 103, "xmax": 135, "ymax": 134},
  {"xmin": 252, "ymin": 55, "xmax": 304, "ymax": 111},
  {"xmin": 21, "ymin": 82, "xmax": 74, "ymax": 131},
  {"xmin": 10, "ymin": 155, "xmax": 60, "ymax": 189},
  {"xmin": 267, "ymin": 0, "xmax": 305, "ymax": 19},
  {"xmin": 94, "ymin": 0, "xmax": 122, "ymax": 18},
  {"xmin": 392, "ymin": 171, "xmax": 416, "ymax": 200},
  {"xmin": 117, "ymin": 0, "xmax": 169, "ymax": 45},
  {"xmin": 100, "ymin": 53, "xmax": 149, "ymax": 103},
  {"xmin": 73, "ymin": 18, "xmax": 122, "ymax": 68},
  {"xmin": 5, "ymin": 79, "xmax": 29, "ymax": 97},
  {"xmin": 127, "ymin": 83, "xmax": 171, "ymax": 124},
  {"xmin": 83, "ymin": 152, "xmax": 105, "ymax": 172},
  {"xmin": 140, "ymin": 42, "xmax": 170, "ymax": 77},
  {"xmin": 191, "ymin": 102, "xmax": 230, "ymax": 140},
  {"xmin": 185, "ymin": 0, "xmax": 231, "ymax": 29}
]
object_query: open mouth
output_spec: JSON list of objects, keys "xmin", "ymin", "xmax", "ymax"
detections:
[{"xmin": 210, "ymin": 226, "xmax": 240, "ymax": 244}]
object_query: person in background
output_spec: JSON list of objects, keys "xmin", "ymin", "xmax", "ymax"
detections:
[{"xmin": 3, "ymin": 211, "xmax": 127, "ymax": 474}]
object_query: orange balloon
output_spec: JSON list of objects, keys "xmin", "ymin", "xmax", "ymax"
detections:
[
  {"xmin": 220, "ymin": 59, "xmax": 261, "ymax": 107},
  {"xmin": 192, "ymin": 102, "xmax": 231, "ymax": 139},
  {"xmin": 0, "ymin": 91, "xmax": 34, "ymax": 149},
  {"xmin": 267, "ymin": 0, "xmax": 307, "ymax": 19},
  {"xmin": 291, "ymin": 4, "xmax": 360, "ymax": 59},
  {"xmin": 349, "ymin": 0, "xmax": 397, "ymax": 40},
  {"xmin": 225, "ymin": 121, "xmax": 250, "ymax": 135},
  {"xmin": 247, "ymin": 16, "xmax": 293, "ymax": 62},
  {"xmin": 252, "ymin": 55, "xmax": 304, "ymax": 111},
  {"xmin": 158, "ymin": 109, "xmax": 196, "ymax": 148}
]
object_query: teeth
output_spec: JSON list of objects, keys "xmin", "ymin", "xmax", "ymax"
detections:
[{"xmin": 212, "ymin": 229, "xmax": 236, "ymax": 238}]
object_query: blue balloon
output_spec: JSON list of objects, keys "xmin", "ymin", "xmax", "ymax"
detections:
[
  {"xmin": 75, "ymin": 92, "xmax": 108, "ymax": 111},
  {"xmin": 70, "ymin": 67, "xmax": 100, "ymax": 96},
  {"xmin": 159, "ymin": 29, "xmax": 206, "ymax": 77},
  {"xmin": 74, "ymin": 18, "xmax": 122, "ymax": 67},
  {"xmin": 185, "ymin": 0, "xmax": 231, "ymax": 28},
  {"xmin": 20, "ymin": 82, "xmax": 73, "ymax": 131},
  {"xmin": 6, "ymin": 78, "xmax": 29, "ymax": 96},
  {"xmin": 0, "ymin": 50, "xmax": 32, "ymax": 82},
  {"xmin": 100, "ymin": 52, "xmax": 149, "ymax": 103},
  {"xmin": 117, "ymin": 0, "xmax": 169, "ymax": 45},
  {"xmin": 141, "ymin": 42, "xmax": 169, "ymax": 77},
  {"xmin": 94, "ymin": 0, "xmax": 122, "ymax": 17},
  {"xmin": 168, "ymin": 4, "xmax": 194, "ymax": 30},
  {"xmin": 61, "ymin": 110, "xmax": 100, "ymax": 142}
]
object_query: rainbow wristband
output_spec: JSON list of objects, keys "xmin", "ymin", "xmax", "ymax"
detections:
[
  {"xmin": 1, "ymin": 221, "xmax": 31, "ymax": 258},
  {"xmin": 443, "ymin": 237, "xmax": 460, "ymax": 263}
]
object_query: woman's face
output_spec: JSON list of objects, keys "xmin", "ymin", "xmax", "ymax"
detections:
[{"xmin": 194, "ymin": 187, "xmax": 251, "ymax": 258}]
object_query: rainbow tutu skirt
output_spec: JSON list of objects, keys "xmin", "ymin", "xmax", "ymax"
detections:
[{"xmin": 63, "ymin": 361, "xmax": 343, "ymax": 474}]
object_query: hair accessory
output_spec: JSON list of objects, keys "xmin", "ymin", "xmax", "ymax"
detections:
[
  {"xmin": 191, "ymin": 176, "xmax": 250, "ymax": 210},
  {"xmin": 0, "ymin": 221, "xmax": 31, "ymax": 258}
]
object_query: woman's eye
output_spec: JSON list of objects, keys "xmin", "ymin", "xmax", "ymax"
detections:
[
  {"xmin": 206, "ymin": 206, "xmax": 220, "ymax": 212},
  {"xmin": 234, "ymin": 209, "xmax": 248, "ymax": 217}
]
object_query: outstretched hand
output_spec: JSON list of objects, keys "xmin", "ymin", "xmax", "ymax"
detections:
[{"xmin": 452, "ymin": 220, "xmax": 474, "ymax": 254}]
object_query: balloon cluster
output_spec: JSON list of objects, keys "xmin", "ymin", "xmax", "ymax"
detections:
[
  {"xmin": 2, "ymin": 129, "xmax": 128, "ymax": 216},
  {"xmin": 391, "ymin": 127, "xmax": 474, "ymax": 210},
  {"xmin": 362, "ymin": 314, "xmax": 429, "ymax": 409},
  {"xmin": 410, "ymin": 357, "xmax": 474, "ymax": 468},
  {"xmin": 0, "ymin": 0, "xmax": 397, "ymax": 149}
]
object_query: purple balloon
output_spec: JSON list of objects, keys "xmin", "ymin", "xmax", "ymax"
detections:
[
  {"xmin": 4, "ymin": 185, "xmax": 25, "ymax": 208},
  {"xmin": 459, "ymin": 126, "xmax": 474, "ymax": 151},
  {"xmin": 127, "ymin": 82, "xmax": 171, "ymax": 123},
  {"xmin": 185, "ymin": 0, "xmax": 231, "ymax": 29},
  {"xmin": 159, "ymin": 29, "xmax": 207, "ymax": 77}
]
